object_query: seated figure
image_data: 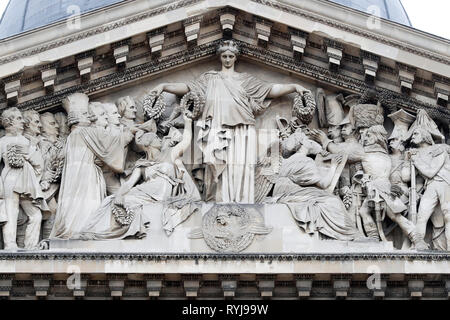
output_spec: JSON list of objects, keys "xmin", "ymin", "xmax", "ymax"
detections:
[
  {"xmin": 75, "ymin": 114, "xmax": 201, "ymax": 240},
  {"xmin": 272, "ymin": 129, "xmax": 364, "ymax": 241}
]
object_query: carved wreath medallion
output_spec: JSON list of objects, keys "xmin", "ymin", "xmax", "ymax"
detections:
[{"xmin": 200, "ymin": 204, "xmax": 271, "ymax": 253}]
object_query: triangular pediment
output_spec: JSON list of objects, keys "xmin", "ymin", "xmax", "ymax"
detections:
[{"xmin": 0, "ymin": 1, "xmax": 448, "ymax": 127}]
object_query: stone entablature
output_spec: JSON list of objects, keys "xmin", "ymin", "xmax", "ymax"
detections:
[
  {"xmin": 0, "ymin": 0, "xmax": 449, "ymax": 301},
  {"xmin": 0, "ymin": 254, "xmax": 448, "ymax": 299},
  {"xmin": 0, "ymin": 0, "xmax": 449, "ymax": 113}
]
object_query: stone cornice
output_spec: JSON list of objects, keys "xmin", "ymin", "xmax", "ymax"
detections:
[
  {"xmin": 269, "ymin": 0, "xmax": 450, "ymax": 65},
  {"xmin": 8, "ymin": 40, "xmax": 449, "ymax": 126},
  {"xmin": 0, "ymin": 0, "xmax": 449, "ymax": 77},
  {"xmin": 0, "ymin": 0, "xmax": 201, "ymax": 66},
  {"xmin": 0, "ymin": 252, "xmax": 448, "ymax": 262}
]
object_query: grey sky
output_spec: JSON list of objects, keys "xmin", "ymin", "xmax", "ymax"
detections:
[{"xmin": 0, "ymin": 0, "xmax": 448, "ymax": 39}]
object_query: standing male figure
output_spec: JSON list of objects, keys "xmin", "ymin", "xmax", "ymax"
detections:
[
  {"xmin": 39, "ymin": 112, "xmax": 65, "ymax": 239},
  {"xmin": 102, "ymin": 102, "xmax": 134, "ymax": 195},
  {"xmin": 0, "ymin": 107, "xmax": 48, "ymax": 250},
  {"xmin": 406, "ymin": 127, "xmax": 450, "ymax": 250}
]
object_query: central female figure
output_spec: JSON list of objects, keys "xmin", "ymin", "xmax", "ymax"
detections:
[{"xmin": 151, "ymin": 40, "xmax": 308, "ymax": 203}]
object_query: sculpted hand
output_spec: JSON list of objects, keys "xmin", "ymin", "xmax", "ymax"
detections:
[
  {"xmin": 320, "ymin": 149, "xmax": 330, "ymax": 157},
  {"xmin": 67, "ymin": 114, "xmax": 80, "ymax": 126},
  {"xmin": 150, "ymin": 84, "xmax": 165, "ymax": 96},
  {"xmin": 15, "ymin": 144, "xmax": 29, "ymax": 155},
  {"xmin": 94, "ymin": 158, "xmax": 104, "ymax": 167},
  {"xmin": 331, "ymin": 154, "xmax": 343, "ymax": 166},
  {"xmin": 310, "ymin": 129, "xmax": 329, "ymax": 146},
  {"xmin": 295, "ymin": 84, "xmax": 310, "ymax": 95},
  {"xmin": 114, "ymin": 195, "xmax": 124, "ymax": 206},
  {"xmin": 129, "ymin": 126, "xmax": 140, "ymax": 135},
  {"xmin": 40, "ymin": 181, "xmax": 50, "ymax": 192},
  {"xmin": 391, "ymin": 184, "xmax": 403, "ymax": 198}
]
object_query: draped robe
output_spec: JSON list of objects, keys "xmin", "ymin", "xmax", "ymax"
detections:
[
  {"xmin": 50, "ymin": 126, "xmax": 125, "ymax": 239},
  {"xmin": 188, "ymin": 71, "xmax": 272, "ymax": 203},
  {"xmin": 274, "ymin": 153, "xmax": 363, "ymax": 241}
]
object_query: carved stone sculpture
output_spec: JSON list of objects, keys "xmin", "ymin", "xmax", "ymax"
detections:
[
  {"xmin": 271, "ymin": 129, "xmax": 363, "ymax": 241},
  {"xmin": 75, "ymin": 114, "xmax": 201, "ymax": 239},
  {"xmin": 102, "ymin": 102, "xmax": 134, "ymax": 195},
  {"xmin": 150, "ymin": 40, "xmax": 311, "ymax": 204},
  {"xmin": 39, "ymin": 112, "xmax": 65, "ymax": 239},
  {"xmin": 0, "ymin": 108, "xmax": 48, "ymax": 250},
  {"xmin": 403, "ymin": 110, "xmax": 450, "ymax": 250},
  {"xmin": 189, "ymin": 204, "xmax": 272, "ymax": 253},
  {"xmin": 50, "ymin": 94, "xmax": 127, "ymax": 239}
]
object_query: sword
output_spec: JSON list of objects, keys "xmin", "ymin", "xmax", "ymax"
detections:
[{"xmin": 408, "ymin": 152, "xmax": 417, "ymax": 224}]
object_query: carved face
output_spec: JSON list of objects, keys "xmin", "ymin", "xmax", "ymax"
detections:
[
  {"xmin": 327, "ymin": 125, "xmax": 341, "ymax": 140},
  {"xmin": 389, "ymin": 137, "xmax": 404, "ymax": 152},
  {"xmin": 220, "ymin": 50, "xmax": 237, "ymax": 69},
  {"xmin": 25, "ymin": 113, "xmax": 42, "ymax": 136},
  {"xmin": 340, "ymin": 123, "xmax": 354, "ymax": 138},
  {"xmin": 104, "ymin": 104, "xmax": 121, "ymax": 126},
  {"xmin": 411, "ymin": 129, "xmax": 424, "ymax": 145},
  {"xmin": 89, "ymin": 104, "xmax": 108, "ymax": 128},
  {"xmin": 123, "ymin": 97, "xmax": 137, "ymax": 120},
  {"xmin": 41, "ymin": 114, "xmax": 59, "ymax": 138},
  {"xmin": 362, "ymin": 130, "xmax": 377, "ymax": 146},
  {"xmin": 8, "ymin": 110, "xmax": 25, "ymax": 132}
]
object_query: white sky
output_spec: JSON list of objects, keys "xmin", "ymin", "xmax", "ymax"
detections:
[
  {"xmin": 0, "ymin": 0, "xmax": 448, "ymax": 39},
  {"xmin": 401, "ymin": 0, "xmax": 450, "ymax": 39}
]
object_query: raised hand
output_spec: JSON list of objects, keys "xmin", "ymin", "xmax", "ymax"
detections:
[
  {"xmin": 295, "ymin": 84, "xmax": 310, "ymax": 95},
  {"xmin": 310, "ymin": 129, "xmax": 329, "ymax": 146},
  {"xmin": 114, "ymin": 195, "xmax": 124, "ymax": 207},
  {"xmin": 150, "ymin": 84, "xmax": 165, "ymax": 96},
  {"xmin": 331, "ymin": 154, "xmax": 343, "ymax": 166},
  {"xmin": 40, "ymin": 180, "xmax": 50, "ymax": 192}
]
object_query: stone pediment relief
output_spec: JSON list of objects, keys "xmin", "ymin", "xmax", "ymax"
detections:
[
  {"xmin": 0, "ymin": 0, "xmax": 448, "ymax": 257},
  {"xmin": 0, "ymin": 39, "xmax": 448, "ymax": 255}
]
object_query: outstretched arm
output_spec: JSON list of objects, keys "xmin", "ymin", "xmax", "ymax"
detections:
[
  {"xmin": 152, "ymin": 83, "xmax": 190, "ymax": 96},
  {"xmin": 171, "ymin": 115, "xmax": 193, "ymax": 163},
  {"xmin": 267, "ymin": 84, "xmax": 309, "ymax": 99}
]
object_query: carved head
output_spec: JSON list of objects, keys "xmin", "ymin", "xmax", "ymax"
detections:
[
  {"xmin": 62, "ymin": 93, "xmax": 90, "ymax": 127},
  {"xmin": 116, "ymin": 96, "xmax": 137, "ymax": 120},
  {"xmin": 327, "ymin": 125, "xmax": 342, "ymax": 140},
  {"xmin": 88, "ymin": 102, "xmax": 108, "ymax": 128},
  {"xmin": 388, "ymin": 137, "xmax": 405, "ymax": 152},
  {"xmin": 103, "ymin": 103, "xmax": 121, "ymax": 126},
  {"xmin": 338, "ymin": 114, "xmax": 355, "ymax": 139},
  {"xmin": 411, "ymin": 127, "xmax": 434, "ymax": 146},
  {"xmin": 217, "ymin": 40, "xmax": 239, "ymax": 69},
  {"xmin": 40, "ymin": 112, "xmax": 60, "ymax": 139},
  {"xmin": 54, "ymin": 112, "xmax": 69, "ymax": 137},
  {"xmin": 1, "ymin": 107, "xmax": 25, "ymax": 133},
  {"xmin": 23, "ymin": 109, "xmax": 42, "ymax": 136},
  {"xmin": 361, "ymin": 125, "xmax": 388, "ymax": 150},
  {"xmin": 135, "ymin": 131, "xmax": 162, "ymax": 152}
]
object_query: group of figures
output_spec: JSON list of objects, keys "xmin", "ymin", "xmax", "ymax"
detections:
[{"xmin": 0, "ymin": 40, "xmax": 448, "ymax": 251}]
